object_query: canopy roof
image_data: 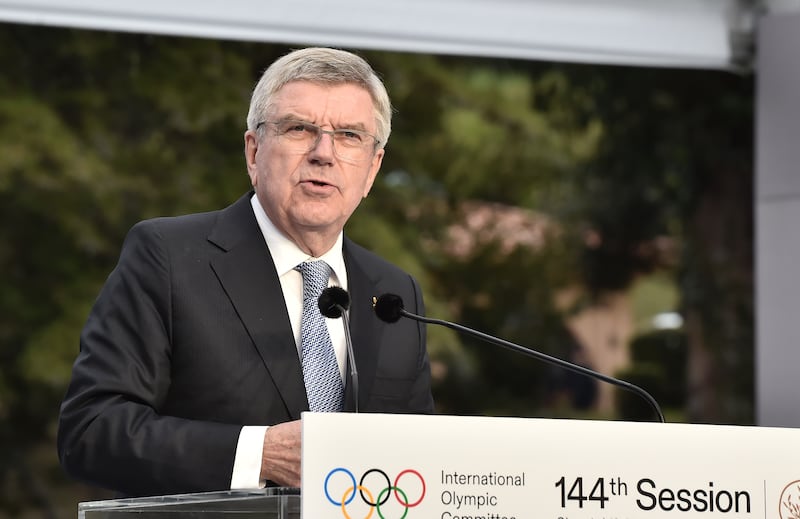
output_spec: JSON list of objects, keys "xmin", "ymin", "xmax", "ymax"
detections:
[{"xmin": 0, "ymin": 0, "xmax": 756, "ymax": 70}]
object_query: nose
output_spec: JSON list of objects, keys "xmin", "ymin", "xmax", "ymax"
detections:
[{"xmin": 307, "ymin": 130, "xmax": 335, "ymax": 165}]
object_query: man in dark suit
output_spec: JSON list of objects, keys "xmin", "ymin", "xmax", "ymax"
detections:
[{"xmin": 57, "ymin": 47, "xmax": 434, "ymax": 498}]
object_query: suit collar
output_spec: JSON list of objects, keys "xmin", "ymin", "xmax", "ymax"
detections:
[
  {"xmin": 207, "ymin": 192, "xmax": 256, "ymax": 252},
  {"xmin": 248, "ymin": 194, "xmax": 347, "ymax": 284}
]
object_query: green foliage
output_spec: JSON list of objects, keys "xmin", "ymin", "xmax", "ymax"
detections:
[
  {"xmin": 617, "ymin": 329, "xmax": 689, "ymax": 421},
  {"xmin": 568, "ymin": 66, "xmax": 754, "ymax": 422},
  {"xmin": 0, "ymin": 25, "xmax": 269, "ymax": 512},
  {"xmin": 0, "ymin": 21, "xmax": 754, "ymax": 514},
  {"xmin": 629, "ymin": 274, "xmax": 680, "ymax": 333}
]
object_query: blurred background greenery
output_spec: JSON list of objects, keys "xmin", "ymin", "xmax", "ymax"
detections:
[{"xmin": 0, "ymin": 22, "xmax": 753, "ymax": 517}]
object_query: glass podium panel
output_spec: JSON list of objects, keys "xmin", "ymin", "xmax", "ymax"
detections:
[{"xmin": 78, "ymin": 487, "xmax": 300, "ymax": 518}]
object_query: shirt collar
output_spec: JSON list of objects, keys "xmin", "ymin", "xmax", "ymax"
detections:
[{"xmin": 250, "ymin": 194, "xmax": 347, "ymax": 289}]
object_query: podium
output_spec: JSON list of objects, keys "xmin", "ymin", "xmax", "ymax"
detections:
[
  {"xmin": 78, "ymin": 488, "xmax": 300, "ymax": 518},
  {"xmin": 76, "ymin": 413, "xmax": 800, "ymax": 518}
]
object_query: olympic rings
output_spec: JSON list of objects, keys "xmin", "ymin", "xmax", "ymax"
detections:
[
  {"xmin": 324, "ymin": 467, "xmax": 426, "ymax": 518},
  {"xmin": 376, "ymin": 486, "xmax": 409, "ymax": 519},
  {"xmin": 360, "ymin": 469, "xmax": 392, "ymax": 506},
  {"xmin": 394, "ymin": 469, "xmax": 425, "ymax": 507},
  {"xmin": 341, "ymin": 485, "xmax": 375, "ymax": 519},
  {"xmin": 326, "ymin": 468, "xmax": 356, "ymax": 506}
]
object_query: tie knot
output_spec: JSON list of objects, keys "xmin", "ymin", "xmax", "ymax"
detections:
[{"xmin": 296, "ymin": 260, "xmax": 332, "ymax": 299}]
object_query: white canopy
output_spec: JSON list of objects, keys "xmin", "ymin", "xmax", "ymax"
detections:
[{"xmin": 0, "ymin": 0, "xmax": 753, "ymax": 70}]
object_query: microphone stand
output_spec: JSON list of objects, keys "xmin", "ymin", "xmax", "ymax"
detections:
[
  {"xmin": 396, "ymin": 307, "xmax": 665, "ymax": 423},
  {"xmin": 318, "ymin": 287, "xmax": 359, "ymax": 413},
  {"xmin": 339, "ymin": 308, "xmax": 358, "ymax": 414}
]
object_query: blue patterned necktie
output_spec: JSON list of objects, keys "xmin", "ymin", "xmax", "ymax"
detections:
[{"xmin": 296, "ymin": 260, "xmax": 344, "ymax": 412}]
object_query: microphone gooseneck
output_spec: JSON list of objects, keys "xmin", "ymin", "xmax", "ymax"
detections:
[
  {"xmin": 318, "ymin": 287, "xmax": 358, "ymax": 413},
  {"xmin": 372, "ymin": 293, "xmax": 665, "ymax": 423}
]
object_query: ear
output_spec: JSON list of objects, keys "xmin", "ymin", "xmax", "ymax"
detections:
[
  {"xmin": 244, "ymin": 130, "xmax": 259, "ymax": 187},
  {"xmin": 362, "ymin": 148, "xmax": 385, "ymax": 198}
]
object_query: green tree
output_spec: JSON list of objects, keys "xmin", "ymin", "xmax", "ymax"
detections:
[
  {"xmin": 561, "ymin": 66, "xmax": 754, "ymax": 423},
  {"xmin": 0, "ymin": 25, "xmax": 275, "ymax": 513}
]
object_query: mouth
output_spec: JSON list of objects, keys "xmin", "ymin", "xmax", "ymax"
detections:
[
  {"xmin": 300, "ymin": 178, "xmax": 336, "ymax": 192},
  {"xmin": 301, "ymin": 175, "xmax": 334, "ymax": 185}
]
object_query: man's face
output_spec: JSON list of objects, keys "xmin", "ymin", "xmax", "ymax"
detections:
[{"xmin": 244, "ymin": 81, "xmax": 384, "ymax": 251}]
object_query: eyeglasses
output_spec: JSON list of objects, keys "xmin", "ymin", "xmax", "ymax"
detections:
[{"xmin": 256, "ymin": 119, "xmax": 380, "ymax": 163}]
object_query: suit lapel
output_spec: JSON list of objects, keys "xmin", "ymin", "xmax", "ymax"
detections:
[
  {"xmin": 205, "ymin": 199, "xmax": 389, "ymax": 417},
  {"xmin": 343, "ymin": 239, "xmax": 383, "ymax": 412},
  {"xmin": 207, "ymin": 194, "xmax": 308, "ymax": 420}
]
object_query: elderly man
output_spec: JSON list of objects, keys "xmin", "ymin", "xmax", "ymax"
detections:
[{"xmin": 57, "ymin": 47, "xmax": 434, "ymax": 497}]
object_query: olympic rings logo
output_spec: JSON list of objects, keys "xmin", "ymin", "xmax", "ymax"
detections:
[{"xmin": 324, "ymin": 467, "xmax": 426, "ymax": 519}]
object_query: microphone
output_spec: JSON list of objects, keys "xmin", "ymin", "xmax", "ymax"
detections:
[
  {"xmin": 318, "ymin": 286, "xmax": 350, "ymax": 319},
  {"xmin": 318, "ymin": 287, "xmax": 359, "ymax": 413},
  {"xmin": 373, "ymin": 293, "xmax": 665, "ymax": 423}
]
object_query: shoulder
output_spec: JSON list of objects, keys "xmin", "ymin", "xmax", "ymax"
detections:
[
  {"xmin": 126, "ymin": 193, "xmax": 254, "ymax": 246},
  {"xmin": 130, "ymin": 209, "xmax": 220, "ymax": 240}
]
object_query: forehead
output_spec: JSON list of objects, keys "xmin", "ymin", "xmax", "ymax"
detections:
[{"xmin": 270, "ymin": 81, "xmax": 376, "ymax": 125}]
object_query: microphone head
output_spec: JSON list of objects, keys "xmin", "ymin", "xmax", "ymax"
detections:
[
  {"xmin": 318, "ymin": 287, "xmax": 350, "ymax": 318},
  {"xmin": 373, "ymin": 293, "xmax": 405, "ymax": 323}
]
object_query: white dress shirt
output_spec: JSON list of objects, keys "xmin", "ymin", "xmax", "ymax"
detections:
[{"xmin": 229, "ymin": 194, "xmax": 348, "ymax": 489}]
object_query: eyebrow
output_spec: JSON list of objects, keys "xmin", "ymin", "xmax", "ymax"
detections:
[{"xmin": 273, "ymin": 113, "xmax": 371, "ymax": 132}]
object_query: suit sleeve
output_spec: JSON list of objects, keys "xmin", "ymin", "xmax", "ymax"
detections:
[{"xmin": 57, "ymin": 221, "xmax": 241, "ymax": 497}]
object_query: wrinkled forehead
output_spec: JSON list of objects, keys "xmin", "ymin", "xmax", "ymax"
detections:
[{"xmin": 268, "ymin": 81, "xmax": 379, "ymax": 127}]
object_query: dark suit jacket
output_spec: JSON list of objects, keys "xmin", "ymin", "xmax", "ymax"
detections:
[{"xmin": 57, "ymin": 193, "xmax": 434, "ymax": 497}]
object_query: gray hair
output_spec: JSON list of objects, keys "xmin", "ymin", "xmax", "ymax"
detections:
[{"xmin": 246, "ymin": 47, "xmax": 392, "ymax": 148}]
